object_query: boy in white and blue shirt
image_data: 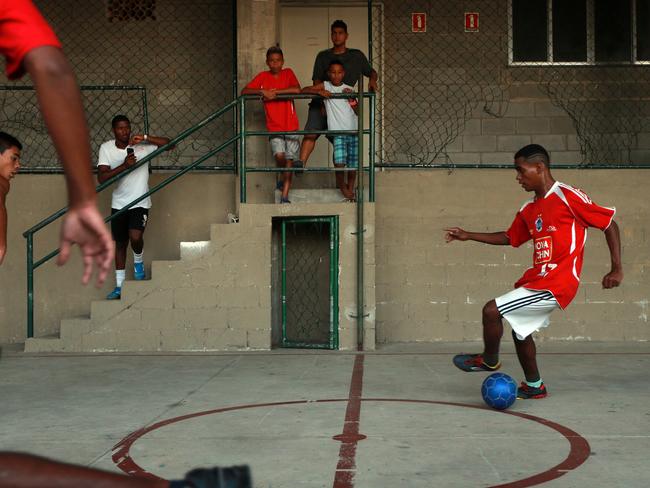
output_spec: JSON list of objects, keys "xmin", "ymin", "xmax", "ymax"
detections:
[{"xmin": 303, "ymin": 60, "xmax": 358, "ymax": 201}]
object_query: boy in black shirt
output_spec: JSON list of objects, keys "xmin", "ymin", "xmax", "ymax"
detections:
[{"xmin": 294, "ymin": 19, "xmax": 378, "ymax": 170}]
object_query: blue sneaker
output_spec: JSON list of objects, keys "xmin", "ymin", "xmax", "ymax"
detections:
[
  {"xmin": 134, "ymin": 262, "xmax": 145, "ymax": 280},
  {"xmin": 106, "ymin": 287, "xmax": 121, "ymax": 300}
]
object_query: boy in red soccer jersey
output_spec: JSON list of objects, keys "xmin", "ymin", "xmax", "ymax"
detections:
[
  {"xmin": 445, "ymin": 144, "xmax": 623, "ymax": 399},
  {"xmin": 242, "ymin": 46, "xmax": 301, "ymax": 203}
]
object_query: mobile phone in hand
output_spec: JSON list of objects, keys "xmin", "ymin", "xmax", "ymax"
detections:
[{"xmin": 127, "ymin": 147, "xmax": 134, "ymax": 155}]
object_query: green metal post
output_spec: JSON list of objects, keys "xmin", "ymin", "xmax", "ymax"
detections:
[
  {"xmin": 368, "ymin": 0, "xmax": 373, "ymax": 65},
  {"xmin": 331, "ymin": 217, "xmax": 340, "ymax": 349},
  {"xmin": 232, "ymin": 0, "xmax": 238, "ymax": 172},
  {"xmin": 26, "ymin": 233, "xmax": 34, "ymax": 338},
  {"xmin": 367, "ymin": 1, "xmax": 376, "ymax": 202},
  {"xmin": 239, "ymin": 97, "xmax": 247, "ymax": 203},
  {"xmin": 142, "ymin": 88, "xmax": 149, "ymax": 135},
  {"xmin": 329, "ymin": 219, "xmax": 335, "ymax": 349},
  {"xmin": 369, "ymin": 93, "xmax": 376, "ymax": 202},
  {"xmin": 356, "ymin": 76, "xmax": 365, "ymax": 351},
  {"xmin": 281, "ymin": 221, "xmax": 287, "ymax": 345}
]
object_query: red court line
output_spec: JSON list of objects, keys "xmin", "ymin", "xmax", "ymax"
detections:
[
  {"xmin": 332, "ymin": 354, "xmax": 366, "ymax": 488},
  {"xmin": 113, "ymin": 397, "xmax": 590, "ymax": 487},
  {"xmin": 363, "ymin": 399, "xmax": 591, "ymax": 488},
  {"xmin": 111, "ymin": 399, "xmax": 320, "ymax": 479}
]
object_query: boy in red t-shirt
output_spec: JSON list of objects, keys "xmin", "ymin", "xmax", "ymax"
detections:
[
  {"xmin": 242, "ymin": 47, "xmax": 301, "ymax": 203},
  {"xmin": 445, "ymin": 144, "xmax": 622, "ymax": 399}
]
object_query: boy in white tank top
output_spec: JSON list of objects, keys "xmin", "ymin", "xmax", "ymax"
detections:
[{"xmin": 303, "ymin": 60, "xmax": 359, "ymax": 201}]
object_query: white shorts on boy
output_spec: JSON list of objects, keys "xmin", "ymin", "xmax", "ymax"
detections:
[
  {"xmin": 270, "ymin": 135, "xmax": 300, "ymax": 161},
  {"xmin": 495, "ymin": 287, "xmax": 560, "ymax": 340}
]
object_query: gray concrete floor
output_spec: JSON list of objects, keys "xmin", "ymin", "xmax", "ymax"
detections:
[{"xmin": 1, "ymin": 342, "xmax": 649, "ymax": 487}]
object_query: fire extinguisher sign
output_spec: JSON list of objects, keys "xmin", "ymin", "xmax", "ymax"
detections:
[
  {"xmin": 411, "ymin": 13, "xmax": 426, "ymax": 33},
  {"xmin": 465, "ymin": 12, "xmax": 479, "ymax": 32}
]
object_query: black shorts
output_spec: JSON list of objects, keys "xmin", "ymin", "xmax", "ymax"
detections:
[
  {"xmin": 304, "ymin": 100, "xmax": 328, "ymax": 137},
  {"xmin": 111, "ymin": 207, "xmax": 149, "ymax": 242}
]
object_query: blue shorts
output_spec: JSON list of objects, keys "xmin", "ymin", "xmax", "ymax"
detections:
[{"xmin": 332, "ymin": 135, "xmax": 359, "ymax": 168}]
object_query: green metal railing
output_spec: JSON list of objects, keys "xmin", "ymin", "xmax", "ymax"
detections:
[
  {"xmin": 23, "ymin": 99, "xmax": 239, "ymax": 337},
  {"xmin": 238, "ymin": 90, "xmax": 376, "ymax": 203},
  {"xmin": 24, "ymin": 88, "xmax": 376, "ymax": 347}
]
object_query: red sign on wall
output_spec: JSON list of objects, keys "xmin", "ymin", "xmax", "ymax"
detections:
[
  {"xmin": 412, "ymin": 13, "xmax": 426, "ymax": 33},
  {"xmin": 465, "ymin": 12, "xmax": 479, "ymax": 32}
]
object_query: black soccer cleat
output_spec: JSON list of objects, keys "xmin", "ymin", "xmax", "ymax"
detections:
[
  {"xmin": 169, "ymin": 465, "xmax": 252, "ymax": 488},
  {"xmin": 452, "ymin": 353, "xmax": 501, "ymax": 372},
  {"xmin": 517, "ymin": 381, "xmax": 548, "ymax": 399}
]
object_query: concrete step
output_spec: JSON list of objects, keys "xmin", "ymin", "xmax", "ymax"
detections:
[
  {"xmin": 24, "ymin": 336, "xmax": 64, "ymax": 353},
  {"xmin": 276, "ymin": 188, "xmax": 369, "ymax": 204},
  {"xmin": 90, "ymin": 299, "xmax": 127, "ymax": 323},
  {"xmin": 119, "ymin": 280, "xmax": 157, "ymax": 302},
  {"xmin": 60, "ymin": 317, "xmax": 92, "ymax": 340},
  {"xmin": 210, "ymin": 221, "xmax": 243, "ymax": 242},
  {"xmin": 180, "ymin": 240, "xmax": 211, "ymax": 260}
]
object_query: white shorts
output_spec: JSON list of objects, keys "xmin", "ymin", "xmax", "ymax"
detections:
[
  {"xmin": 495, "ymin": 287, "xmax": 559, "ymax": 340},
  {"xmin": 270, "ymin": 135, "xmax": 300, "ymax": 161}
]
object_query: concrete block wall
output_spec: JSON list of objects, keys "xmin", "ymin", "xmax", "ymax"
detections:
[
  {"xmin": 24, "ymin": 203, "xmax": 376, "ymax": 352},
  {"xmin": 439, "ymin": 97, "xmax": 582, "ymax": 165},
  {"xmin": 375, "ymin": 169, "xmax": 650, "ymax": 344},
  {"xmin": 0, "ymin": 174, "xmax": 236, "ymax": 345},
  {"xmin": 237, "ymin": 203, "xmax": 376, "ymax": 351},
  {"xmin": 6, "ymin": 170, "xmax": 648, "ymax": 350},
  {"xmin": 24, "ymin": 219, "xmax": 272, "ymax": 352}
]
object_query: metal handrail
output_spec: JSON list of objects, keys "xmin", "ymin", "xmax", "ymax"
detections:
[
  {"xmin": 23, "ymin": 90, "xmax": 377, "ymax": 339},
  {"xmin": 24, "ymin": 99, "xmax": 239, "ymax": 337},
  {"xmin": 238, "ymin": 91, "xmax": 376, "ymax": 203},
  {"xmin": 23, "ymin": 99, "xmax": 238, "ymax": 237},
  {"xmin": 240, "ymin": 93, "xmax": 371, "ymax": 100}
]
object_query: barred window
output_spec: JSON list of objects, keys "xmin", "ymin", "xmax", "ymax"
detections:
[
  {"xmin": 108, "ymin": 0, "xmax": 156, "ymax": 22},
  {"xmin": 635, "ymin": 0, "xmax": 650, "ymax": 60},
  {"xmin": 510, "ymin": 0, "xmax": 649, "ymax": 64}
]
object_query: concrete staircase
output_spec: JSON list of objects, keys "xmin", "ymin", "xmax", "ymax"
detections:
[{"xmin": 24, "ymin": 202, "xmax": 376, "ymax": 353}]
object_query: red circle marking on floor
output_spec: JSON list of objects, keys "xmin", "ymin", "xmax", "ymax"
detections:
[{"xmin": 112, "ymin": 398, "xmax": 590, "ymax": 488}]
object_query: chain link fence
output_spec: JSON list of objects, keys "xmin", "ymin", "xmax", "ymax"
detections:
[
  {"xmin": 371, "ymin": 0, "xmax": 650, "ymax": 167},
  {"xmin": 1, "ymin": 0, "xmax": 235, "ymax": 171},
  {"xmin": 4, "ymin": 1, "xmax": 649, "ymax": 169},
  {"xmin": 284, "ymin": 221, "xmax": 332, "ymax": 347}
]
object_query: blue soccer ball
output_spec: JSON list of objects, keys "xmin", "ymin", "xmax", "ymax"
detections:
[{"xmin": 481, "ymin": 372, "xmax": 517, "ymax": 410}]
